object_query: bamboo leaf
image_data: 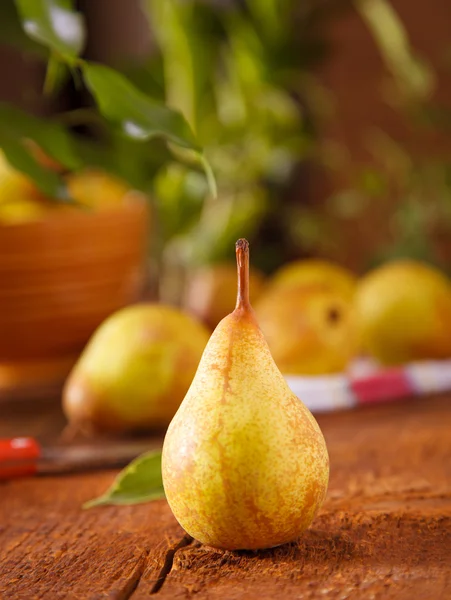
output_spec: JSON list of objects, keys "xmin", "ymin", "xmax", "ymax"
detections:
[
  {"xmin": 0, "ymin": 103, "xmax": 82, "ymax": 172},
  {"xmin": 0, "ymin": 130, "xmax": 66, "ymax": 198},
  {"xmin": 14, "ymin": 0, "xmax": 85, "ymax": 61},
  {"xmin": 356, "ymin": 0, "xmax": 434, "ymax": 101},
  {"xmin": 143, "ymin": 0, "xmax": 197, "ymax": 130},
  {"xmin": 82, "ymin": 62, "xmax": 200, "ymax": 151},
  {"xmin": 82, "ymin": 62, "xmax": 217, "ymax": 196},
  {"xmin": 0, "ymin": 0, "xmax": 47, "ymax": 56}
]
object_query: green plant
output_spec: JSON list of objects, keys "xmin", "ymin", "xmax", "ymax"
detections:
[
  {"xmin": 0, "ymin": 0, "xmax": 213, "ymax": 201},
  {"xmin": 2, "ymin": 0, "xmax": 449, "ymax": 282},
  {"xmin": 143, "ymin": 0, "xmax": 338, "ymax": 273},
  {"xmin": 0, "ymin": 0, "xmax": 321, "ymax": 288}
]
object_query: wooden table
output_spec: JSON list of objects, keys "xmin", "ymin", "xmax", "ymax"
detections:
[{"xmin": 1, "ymin": 394, "xmax": 450, "ymax": 599}]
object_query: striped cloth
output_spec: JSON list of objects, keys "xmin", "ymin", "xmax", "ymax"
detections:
[{"xmin": 285, "ymin": 358, "xmax": 451, "ymax": 413}]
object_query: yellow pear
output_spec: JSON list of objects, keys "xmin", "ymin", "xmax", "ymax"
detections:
[
  {"xmin": 269, "ymin": 258, "xmax": 357, "ymax": 300},
  {"xmin": 355, "ymin": 260, "xmax": 451, "ymax": 365},
  {"xmin": 162, "ymin": 239, "xmax": 329, "ymax": 550},
  {"xmin": 0, "ymin": 151, "xmax": 51, "ymax": 224},
  {"xmin": 0, "ymin": 150, "xmax": 37, "ymax": 203},
  {"xmin": 63, "ymin": 304, "xmax": 210, "ymax": 434},
  {"xmin": 65, "ymin": 169, "xmax": 135, "ymax": 211},
  {"xmin": 183, "ymin": 262, "xmax": 266, "ymax": 329},
  {"xmin": 0, "ymin": 197, "xmax": 50, "ymax": 224},
  {"xmin": 255, "ymin": 284, "xmax": 356, "ymax": 375}
]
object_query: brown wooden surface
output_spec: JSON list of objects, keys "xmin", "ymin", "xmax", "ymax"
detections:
[{"xmin": 1, "ymin": 395, "xmax": 450, "ymax": 599}]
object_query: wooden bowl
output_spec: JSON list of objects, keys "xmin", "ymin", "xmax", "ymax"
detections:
[{"xmin": 0, "ymin": 197, "xmax": 149, "ymax": 398}]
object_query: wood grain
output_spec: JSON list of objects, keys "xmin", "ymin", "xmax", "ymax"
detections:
[{"xmin": 0, "ymin": 395, "xmax": 450, "ymax": 599}]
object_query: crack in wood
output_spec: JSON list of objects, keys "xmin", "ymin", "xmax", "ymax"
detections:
[
  {"xmin": 119, "ymin": 549, "xmax": 150, "ymax": 600},
  {"xmin": 149, "ymin": 534, "xmax": 194, "ymax": 595}
]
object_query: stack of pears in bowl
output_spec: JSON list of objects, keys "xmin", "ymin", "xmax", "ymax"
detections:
[{"xmin": 0, "ymin": 152, "xmax": 149, "ymax": 399}]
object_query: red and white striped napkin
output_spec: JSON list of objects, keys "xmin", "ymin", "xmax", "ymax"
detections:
[{"xmin": 285, "ymin": 358, "xmax": 451, "ymax": 413}]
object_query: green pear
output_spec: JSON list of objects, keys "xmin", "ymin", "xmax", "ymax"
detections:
[
  {"xmin": 63, "ymin": 304, "xmax": 210, "ymax": 434},
  {"xmin": 356, "ymin": 260, "xmax": 451, "ymax": 365},
  {"xmin": 162, "ymin": 240, "xmax": 329, "ymax": 550}
]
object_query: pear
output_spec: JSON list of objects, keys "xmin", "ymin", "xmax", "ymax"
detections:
[
  {"xmin": 255, "ymin": 284, "xmax": 356, "ymax": 375},
  {"xmin": 0, "ymin": 150, "xmax": 37, "ymax": 203},
  {"xmin": 162, "ymin": 239, "xmax": 329, "ymax": 550},
  {"xmin": 356, "ymin": 260, "xmax": 451, "ymax": 365},
  {"xmin": 65, "ymin": 169, "xmax": 137, "ymax": 211},
  {"xmin": 0, "ymin": 197, "xmax": 50, "ymax": 224},
  {"xmin": 63, "ymin": 304, "xmax": 210, "ymax": 434},
  {"xmin": 0, "ymin": 150, "xmax": 51, "ymax": 224},
  {"xmin": 268, "ymin": 258, "xmax": 357, "ymax": 300}
]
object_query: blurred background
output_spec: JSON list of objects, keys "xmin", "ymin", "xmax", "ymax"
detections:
[
  {"xmin": 1, "ymin": 0, "xmax": 451, "ymax": 426},
  {"xmin": 3, "ymin": 0, "xmax": 451, "ymax": 270}
]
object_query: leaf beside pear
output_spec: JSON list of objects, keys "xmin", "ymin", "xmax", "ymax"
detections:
[{"xmin": 83, "ymin": 450, "xmax": 165, "ymax": 509}]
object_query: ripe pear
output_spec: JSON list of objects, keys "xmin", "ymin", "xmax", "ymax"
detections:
[
  {"xmin": 0, "ymin": 150, "xmax": 37, "ymax": 203},
  {"xmin": 0, "ymin": 197, "xmax": 50, "ymax": 224},
  {"xmin": 63, "ymin": 304, "xmax": 210, "ymax": 434},
  {"xmin": 0, "ymin": 151, "xmax": 51, "ymax": 224},
  {"xmin": 183, "ymin": 262, "xmax": 266, "ymax": 329},
  {"xmin": 254, "ymin": 285, "xmax": 356, "ymax": 375},
  {"xmin": 269, "ymin": 259, "xmax": 357, "ymax": 300},
  {"xmin": 355, "ymin": 260, "xmax": 451, "ymax": 365},
  {"xmin": 65, "ymin": 169, "xmax": 135, "ymax": 211},
  {"xmin": 162, "ymin": 240, "xmax": 329, "ymax": 550}
]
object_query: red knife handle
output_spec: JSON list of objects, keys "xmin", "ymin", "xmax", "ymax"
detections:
[{"xmin": 0, "ymin": 437, "xmax": 41, "ymax": 479}]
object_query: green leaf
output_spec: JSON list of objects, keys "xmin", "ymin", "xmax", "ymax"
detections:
[
  {"xmin": 14, "ymin": 0, "xmax": 85, "ymax": 61},
  {"xmin": 83, "ymin": 450, "xmax": 165, "ymax": 508},
  {"xmin": 82, "ymin": 62, "xmax": 200, "ymax": 151},
  {"xmin": 0, "ymin": 130, "xmax": 65, "ymax": 198},
  {"xmin": 0, "ymin": 0, "xmax": 47, "ymax": 56},
  {"xmin": 144, "ymin": 0, "xmax": 197, "ymax": 130},
  {"xmin": 199, "ymin": 154, "xmax": 217, "ymax": 200},
  {"xmin": 0, "ymin": 103, "xmax": 85, "ymax": 199},
  {"xmin": 246, "ymin": 0, "xmax": 291, "ymax": 43},
  {"xmin": 0, "ymin": 103, "xmax": 82, "ymax": 172},
  {"xmin": 44, "ymin": 52, "xmax": 70, "ymax": 96},
  {"xmin": 356, "ymin": 0, "xmax": 434, "ymax": 102}
]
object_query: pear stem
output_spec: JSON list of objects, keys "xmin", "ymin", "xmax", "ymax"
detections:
[{"xmin": 235, "ymin": 238, "xmax": 250, "ymax": 310}]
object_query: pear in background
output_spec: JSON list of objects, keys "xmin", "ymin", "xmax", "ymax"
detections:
[
  {"xmin": 268, "ymin": 258, "xmax": 357, "ymax": 300},
  {"xmin": 0, "ymin": 150, "xmax": 51, "ymax": 225},
  {"xmin": 0, "ymin": 150, "xmax": 37, "ymax": 201},
  {"xmin": 355, "ymin": 260, "xmax": 451, "ymax": 365},
  {"xmin": 255, "ymin": 284, "xmax": 356, "ymax": 375},
  {"xmin": 0, "ymin": 197, "xmax": 51, "ymax": 224},
  {"xmin": 66, "ymin": 169, "xmax": 138, "ymax": 211},
  {"xmin": 63, "ymin": 305, "xmax": 210, "ymax": 434},
  {"xmin": 163, "ymin": 239, "xmax": 329, "ymax": 550},
  {"xmin": 183, "ymin": 262, "xmax": 266, "ymax": 329}
]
